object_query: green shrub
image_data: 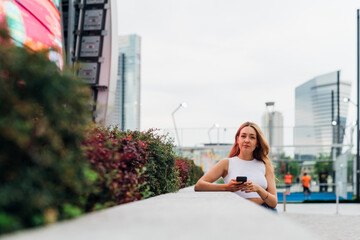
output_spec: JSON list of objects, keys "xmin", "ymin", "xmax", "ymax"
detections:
[
  {"xmin": 112, "ymin": 129, "xmax": 181, "ymax": 196},
  {"xmin": 0, "ymin": 28, "xmax": 202, "ymax": 233},
  {"xmin": 186, "ymin": 158, "xmax": 204, "ymax": 186},
  {"xmin": 175, "ymin": 157, "xmax": 203, "ymax": 187},
  {"xmin": 83, "ymin": 125, "xmax": 150, "ymax": 210},
  {"xmin": 175, "ymin": 159, "xmax": 190, "ymax": 187},
  {"xmin": 0, "ymin": 41, "xmax": 92, "ymax": 233}
]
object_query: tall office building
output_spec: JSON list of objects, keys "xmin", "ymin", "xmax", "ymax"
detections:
[
  {"xmin": 112, "ymin": 34, "xmax": 141, "ymax": 130},
  {"xmin": 61, "ymin": 0, "xmax": 118, "ymax": 124},
  {"xmin": 294, "ymin": 71, "xmax": 351, "ymax": 159},
  {"xmin": 261, "ymin": 102, "xmax": 284, "ymax": 156}
]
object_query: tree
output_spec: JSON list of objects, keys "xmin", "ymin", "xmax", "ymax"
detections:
[
  {"xmin": 314, "ymin": 153, "xmax": 333, "ymax": 192},
  {"xmin": 276, "ymin": 153, "xmax": 300, "ymax": 183}
]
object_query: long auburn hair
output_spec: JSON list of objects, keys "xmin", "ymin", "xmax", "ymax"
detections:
[{"xmin": 228, "ymin": 122, "xmax": 273, "ymax": 170}]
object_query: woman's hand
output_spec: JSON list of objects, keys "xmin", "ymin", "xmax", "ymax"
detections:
[
  {"xmin": 225, "ymin": 179, "xmax": 245, "ymax": 192},
  {"xmin": 240, "ymin": 180, "xmax": 261, "ymax": 193}
]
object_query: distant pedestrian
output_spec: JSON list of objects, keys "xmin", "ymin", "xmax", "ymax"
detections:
[
  {"xmin": 302, "ymin": 173, "xmax": 311, "ymax": 198},
  {"xmin": 284, "ymin": 172, "xmax": 293, "ymax": 193}
]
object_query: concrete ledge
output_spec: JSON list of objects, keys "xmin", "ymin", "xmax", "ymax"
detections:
[{"xmin": 2, "ymin": 187, "xmax": 321, "ymax": 240}]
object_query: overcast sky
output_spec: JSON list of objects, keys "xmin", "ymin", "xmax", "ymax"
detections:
[{"xmin": 117, "ymin": 0, "xmax": 360, "ymax": 146}]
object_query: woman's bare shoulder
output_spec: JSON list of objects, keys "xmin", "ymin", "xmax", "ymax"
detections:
[
  {"xmin": 218, "ymin": 158, "xmax": 230, "ymax": 176},
  {"xmin": 218, "ymin": 158, "xmax": 229, "ymax": 165}
]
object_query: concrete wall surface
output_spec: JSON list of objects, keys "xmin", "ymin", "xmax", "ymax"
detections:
[{"xmin": 1, "ymin": 187, "xmax": 321, "ymax": 240}]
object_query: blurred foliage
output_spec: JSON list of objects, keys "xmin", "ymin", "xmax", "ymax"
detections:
[
  {"xmin": 347, "ymin": 158, "xmax": 353, "ymax": 184},
  {"xmin": 114, "ymin": 129, "xmax": 181, "ymax": 196},
  {"xmin": 62, "ymin": 204, "xmax": 84, "ymax": 219},
  {"xmin": 175, "ymin": 159, "xmax": 190, "ymax": 188},
  {"xmin": 314, "ymin": 153, "xmax": 333, "ymax": 182},
  {"xmin": 83, "ymin": 125, "xmax": 149, "ymax": 210},
  {"xmin": 0, "ymin": 35, "xmax": 92, "ymax": 233},
  {"xmin": 276, "ymin": 153, "xmax": 300, "ymax": 183},
  {"xmin": 314, "ymin": 153, "xmax": 332, "ymax": 170},
  {"xmin": 83, "ymin": 127, "xmax": 203, "ymax": 209},
  {"xmin": 0, "ymin": 28, "xmax": 203, "ymax": 235},
  {"xmin": 175, "ymin": 157, "xmax": 203, "ymax": 187},
  {"xmin": 216, "ymin": 177, "xmax": 225, "ymax": 184}
]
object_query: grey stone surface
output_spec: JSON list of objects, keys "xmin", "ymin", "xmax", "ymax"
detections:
[
  {"xmin": 1, "ymin": 187, "xmax": 321, "ymax": 240},
  {"xmin": 282, "ymin": 213, "xmax": 360, "ymax": 240},
  {"xmin": 278, "ymin": 203, "xmax": 360, "ymax": 215},
  {"xmin": 278, "ymin": 203, "xmax": 360, "ymax": 240}
]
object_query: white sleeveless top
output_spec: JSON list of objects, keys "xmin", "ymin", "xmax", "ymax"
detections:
[{"xmin": 223, "ymin": 156, "xmax": 267, "ymax": 199}]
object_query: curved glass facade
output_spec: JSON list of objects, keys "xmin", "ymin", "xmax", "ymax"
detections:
[
  {"xmin": 294, "ymin": 71, "xmax": 351, "ymax": 159},
  {"xmin": 114, "ymin": 34, "xmax": 141, "ymax": 130}
]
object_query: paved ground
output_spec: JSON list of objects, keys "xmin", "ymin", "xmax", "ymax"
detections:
[
  {"xmin": 3, "ymin": 188, "xmax": 359, "ymax": 240},
  {"xmin": 278, "ymin": 203, "xmax": 360, "ymax": 240},
  {"xmin": 1, "ymin": 187, "xmax": 320, "ymax": 240}
]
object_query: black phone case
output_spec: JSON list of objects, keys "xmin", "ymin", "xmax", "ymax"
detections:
[{"xmin": 236, "ymin": 176, "xmax": 247, "ymax": 182}]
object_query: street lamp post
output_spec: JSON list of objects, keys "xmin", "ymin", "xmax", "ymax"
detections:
[
  {"xmin": 356, "ymin": 9, "xmax": 360, "ymax": 201},
  {"xmin": 343, "ymin": 98, "xmax": 359, "ymax": 197},
  {"xmin": 172, "ymin": 102, "xmax": 187, "ymax": 148}
]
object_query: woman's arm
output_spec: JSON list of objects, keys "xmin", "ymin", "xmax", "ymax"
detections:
[
  {"xmin": 240, "ymin": 163, "xmax": 278, "ymax": 208},
  {"xmin": 194, "ymin": 158, "xmax": 243, "ymax": 192},
  {"xmin": 257, "ymin": 164, "xmax": 278, "ymax": 208}
]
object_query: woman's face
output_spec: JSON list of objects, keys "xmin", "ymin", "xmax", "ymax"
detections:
[{"xmin": 237, "ymin": 126, "xmax": 258, "ymax": 154}]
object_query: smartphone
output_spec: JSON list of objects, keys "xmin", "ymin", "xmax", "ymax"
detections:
[{"xmin": 236, "ymin": 176, "xmax": 247, "ymax": 183}]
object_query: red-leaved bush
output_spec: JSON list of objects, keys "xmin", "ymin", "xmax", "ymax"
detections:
[
  {"xmin": 175, "ymin": 159, "xmax": 191, "ymax": 187},
  {"xmin": 83, "ymin": 126, "xmax": 149, "ymax": 209},
  {"xmin": 175, "ymin": 158, "xmax": 204, "ymax": 188}
]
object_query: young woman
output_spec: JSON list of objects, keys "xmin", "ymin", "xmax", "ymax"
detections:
[{"xmin": 194, "ymin": 122, "xmax": 277, "ymax": 210}]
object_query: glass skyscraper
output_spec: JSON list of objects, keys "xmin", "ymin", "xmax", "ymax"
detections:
[
  {"xmin": 112, "ymin": 34, "xmax": 141, "ymax": 130},
  {"xmin": 294, "ymin": 71, "xmax": 351, "ymax": 159}
]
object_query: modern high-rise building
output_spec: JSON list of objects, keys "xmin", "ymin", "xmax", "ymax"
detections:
[
  {"xmin": 112, "ymin": 34, "xmax": 141, "ymax": 130},
  {"xmin": 261, "ymin": 102, "xmax": 284, "ymax": 156},
  {"xmin": 294, "ymin": 71, "xmax": 351, "ymax": 159},
  {"xmin": 60, "ymin": 0, "xmax": 118, "ymax": 124}
]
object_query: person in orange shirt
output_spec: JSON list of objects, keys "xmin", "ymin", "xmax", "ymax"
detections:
[
  {"xmin": 301, "ymin": 172, "xmax": 311, "ymax": 198},
  {"xmin": 284, "ymin": 172, "xmax": 293, "ymax": 193}
]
